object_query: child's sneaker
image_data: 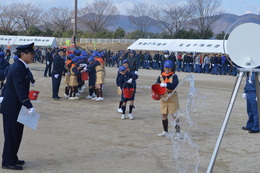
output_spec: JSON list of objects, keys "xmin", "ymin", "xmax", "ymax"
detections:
[
  {"xmin": 64, "ymin": 94, "xmax": 69, "ymax": 98},
  {"xmin": 157, "ymin": 131, "xmax": 169, "ymax": 137},
  {"xmin": 86, "ymin": 95, "xmax": 92, "ymax": 99},
  {"xmin": 92, "ymin": 97, "xmax": 97, "ymax": 100},
  {"xmin": 96, "ymin": 97, "xmax": 104, "ymax": 101},
  {"xmin": 121, "ymin": 114, "xmax": 126, "ymax": 119},
  {"xmin": 117, "ymin": 108, "xmax": 123, "ymax": 113},
  {"xmin": 128, "ymin": 113, "xmax": 134, "ymax": 120}
]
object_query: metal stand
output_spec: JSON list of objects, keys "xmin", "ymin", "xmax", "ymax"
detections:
[{"xmin": 207, "ymin": 70, "xmax": 260, "ymax": 173}]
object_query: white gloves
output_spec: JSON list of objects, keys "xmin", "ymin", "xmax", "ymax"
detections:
[
  {"xmin": 47, "ymin": 61, "xmax": 50, "ymax": 65},
  {"xmin": 28, "ymin": 107, "xmax": 35, "ymax": 116},
  {"xmin": 83, "ymin": 67, "xmax": 87, "ymax": 71},
  {"xmin": 160, "ymin": 83, "xmax": 167, "ymax": 87},
  {"xmin": 242, "ymin": 93, "xmax": 247, "ymax": 99},
  {"xmin": 0, "ymin": 97, "xmax": 3, "ymax": 103},
  {"xmin": 134, "ymin": 71, "xmax": 138, "ymax": 75},
  {"xmin": 256, "ymin": 97, "xmax": 258, "ymax": 101},
  {"xmin": 31, "ymin": 83, "xmax": 35, "ymax": 87},
  {"xmin": 54, "ymin": 74, "xmax": 59, "ymax": 79},
  {"xmin": 127, "ymin": 78, "xmax": 133, "ymax": 84}
]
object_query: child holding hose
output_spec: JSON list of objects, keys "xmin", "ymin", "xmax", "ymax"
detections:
[
  {"xmin": 156, "ymin": 60, "xmax": 180, "ymax": 137},
  {"xmin": 117, "ymin": 65, "xmax": 138, "ymax": 120}
]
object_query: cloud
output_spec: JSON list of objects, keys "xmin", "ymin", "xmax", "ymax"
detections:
[{"xmin": 244, "ymin": 11, "xmax": 254, "ymax": 14}]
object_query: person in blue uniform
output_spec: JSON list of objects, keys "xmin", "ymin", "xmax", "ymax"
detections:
[
  {"xmin": 85, "ymin": 57, "xmax": 96, "ymax": 99},
  {"xmin": 117, "ymin": 65, "xmax": 138, "ymax": 120},
  {"xmin": 0, "ymin": 52, "xmax": 10, "ymax": 91},
  {"xmin": 52, "ymin": 48, "xmax": 66, "ymax": 100},
  {"xmin": 116, "ymin": 59, "xmax": 130, "ymax": 113},
  {"xmin": 242, "ymin": 72, "xmax": 259, "ymax": 133},
  {"xmin": 0, "ymin": 43, "xmax": 35, "ymax": 170}
]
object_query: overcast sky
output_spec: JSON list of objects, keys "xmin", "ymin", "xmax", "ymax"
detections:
[{"xmin": 2, "ymin": 0, "xmax": 260, "ymax": 15}]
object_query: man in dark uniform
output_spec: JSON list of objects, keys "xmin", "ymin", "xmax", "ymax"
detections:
[
  {"xmin": 52, "ymin": 48, "xmax": 66, "ymax": 100},
  {"xmin": 44, "ymin": 48, "xmax": 53, "ymax": 77},
  {"xmin": 126, "ymin": 50, "xmax": 138, "ymax": 74},
  {"xmin": 0, "ymin": 43, "xmax": 35, "ymax": 170}
]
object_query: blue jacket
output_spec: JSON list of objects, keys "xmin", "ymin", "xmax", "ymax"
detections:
[{"xmin": 117, "ymin": 71, "xmax": 138, "ymax": 89}]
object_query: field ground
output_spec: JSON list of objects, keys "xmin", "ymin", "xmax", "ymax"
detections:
[{"xmin": 0, "ymin": 62, "xmax": 259, "ymax": 173}]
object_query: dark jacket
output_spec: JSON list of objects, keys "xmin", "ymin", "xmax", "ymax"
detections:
[
  {"xmin": 126, "ymin": 56, "xmax": 138, "ymax": 72},
  {"xmin": 0, "ymin": 58, "xmax": 10, "ymax": 80},
  {"xmin": 0, "ymin": 60, "xmax": 33, "ymax": 118},
  {"xmin": 46, "ymin": 51, "xmax": 53, "ymax": 63},
  {"xmin": 52, "ymin": 55, "xmax": 66, "ymax": 75},
  {"xmin": 156, "ymin": 73, "xmax": 178, "ymax": 90}
]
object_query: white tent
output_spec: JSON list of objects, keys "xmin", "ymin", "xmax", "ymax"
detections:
[
  {"xmin": 13, "ymin": 36, "xmax": 58, "ymax": 47},
  {"xmin": 0, "ymin": 35, "xmax": 59, "ymax": 48},
  {"xmin": 127, "ymin": 39, "xmax": 226, "ymax": 53},
  {"xmin": 0, "ymin": 35, "xmax": 16, "ymax": 46}
]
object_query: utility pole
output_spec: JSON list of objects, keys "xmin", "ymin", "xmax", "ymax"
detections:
[{"xmin": 72, "ymin": 0, "xmax": 77, "ymax": 45}]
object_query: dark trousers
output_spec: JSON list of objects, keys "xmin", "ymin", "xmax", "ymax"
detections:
[
  {"xmin": 52, "ymin": 74, "xmax": 62, "ymax": 98},
  {"xmin": 44, "ymin": 63, "xmax": 52, "ymax": 77},
  {"xmin": 2, "ymin": 115, "xmax": 24, "ymax": 165}
]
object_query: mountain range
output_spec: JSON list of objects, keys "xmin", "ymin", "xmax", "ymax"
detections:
[{"xmin": 105, "ymin": 13, "xmax": 260, "ymax": 35}]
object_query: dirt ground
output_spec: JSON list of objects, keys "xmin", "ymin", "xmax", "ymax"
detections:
[{"xmin": 0, "ymin": 62, "xmax": 259, "ymax": 173}]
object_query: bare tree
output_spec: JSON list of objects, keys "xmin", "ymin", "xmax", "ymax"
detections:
[
  {"xmin": 188, "ymin": 0, "xmax": 224, "ymax": 38},
  {"xmin": 127, "ymin": 2, "xmax": 155, "ymax": 34},
  {"xmin": 13, "ymin": 3, "xmax": 44, "ymax": 32},
  {"xmin": 0, "ymin": 5, "xmax": 18, "ymax": 34},
  {"xmin": 79, "ymin": 0, "xmax": 118, "ymax": 33},
  {"xmin": 44, "ymin": 7, "xmax": 73, "ymax": 32},
  {"xmin": 150, "ymin": 3, "xmax": 192, "ymax": 38}
]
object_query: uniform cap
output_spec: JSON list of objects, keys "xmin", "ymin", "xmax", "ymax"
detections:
[
  {"xmin": 119, "ymin": 66, "xmax": 126, "ymax": 71},
  {"xmin": 101, "ymin": 52, "xmax": 106, "ymax": 56},
  {"xmin": 16, "ymin": 42, "xmax": 34, "ymax": 53},
  {"xmin": 92, "ymin": 52, "xmax": 99, "ymax": 57},
  {"xmin": 74, "ymin": 50, "xmax": 81, "ymax": 55},
  {"xmin": 122, "ymin": 59, "xmax": 129, "ymax": 64},
  {"xmin": 163, "ymin": 50, "xmax": 169, "ymax": 54},
  {"xmin": 72, "ymin": 58, "xmax": 78, "ymax": 62},
  {"xmin": 0, "ymin": 52, "xmax": 5, "ymax": 57},
  {"xmin": 68, "ymin": 54, "xmax": 75, "ymax": 58},
  {"xmin": 130, "ymin": 50, "xmax": 135, "ymax": 54},
  {"xmin": 164, "ymin": 60, "xmax": 173, "ymax": 68},
  {"xmin": 88, "ymin": 57, "xmax": 95, "ymax": 62},
  {"xmin": 13, "ymin": 55, "xmax": 18, "ymax": 61},
  {"xmin": 58, "ymin": 48, "xmax": 67, "ymax": 53}
]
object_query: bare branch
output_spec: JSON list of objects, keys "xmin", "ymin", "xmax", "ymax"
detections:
[
  {"xmin": 188, "ymin": 0, "xmax": 224, "ymax": 38},
  {"xmin": 79, "ymin": 0, "xmax": 118, "ymax": 33},
  {"xmin": 13, "ymin": 3, "xmax": 44, "ymax": 31},
  {"xmin": 44, "ymin": 7, "xmax": 73, "ymax": 32},
  {"xmin": 0, "ymin": 5, "xmax": 19, "ymax": 34},
  {"xmin": 126, "ymin": 2, "xmax": 155, "ymax": 33},
  {"xmin": 149, "ymin": 2, "xmax": 192, "ymax": 38}
]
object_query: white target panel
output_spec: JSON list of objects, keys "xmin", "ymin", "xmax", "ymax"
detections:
[{"xmin": 227, "ymin": 23, "xmax": 260, "ymax": 68}]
